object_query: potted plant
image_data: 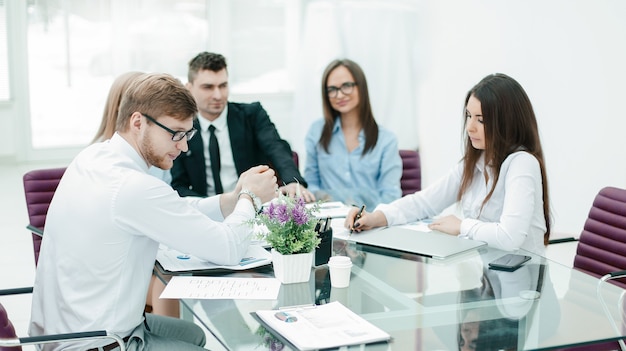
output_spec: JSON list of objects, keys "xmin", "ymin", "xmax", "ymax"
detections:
[{"xmin": 253, "ymin": 194, "xmax": 321, "ymax": 284}]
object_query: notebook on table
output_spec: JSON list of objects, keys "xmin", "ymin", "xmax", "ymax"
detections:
[{"xmin": 348, "ymin": 226, "xmax": 486, "ymax": 259}]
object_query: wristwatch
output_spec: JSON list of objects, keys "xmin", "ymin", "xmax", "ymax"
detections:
[{"xmin": 238, "ymin": 189, "xmax": 262, "ymax": 213}]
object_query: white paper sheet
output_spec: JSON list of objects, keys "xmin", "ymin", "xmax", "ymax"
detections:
[
  {"xmin": 160, "ymin": 276, "xmax": 281, "ymax": 300},
  {"xmin": 333, "ymin": 219, "xmax": 432, "ymax": 240},
  {"xmin": 309, "ymin": 201, "xmax": 352, "ymax": 218}
]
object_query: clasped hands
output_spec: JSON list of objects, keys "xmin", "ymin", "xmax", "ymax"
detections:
[{"xmin": 235, "ymin": 165, "xmax": 316, "ymax": 203}]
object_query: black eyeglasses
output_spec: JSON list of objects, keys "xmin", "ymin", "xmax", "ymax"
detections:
[
  {"xmin": 326, "ymin": 82, "xmax": 357, "ymax": 98},
  {"xmin": 142, "ymin": 113, "xmax": 197, "ymax": 142}
]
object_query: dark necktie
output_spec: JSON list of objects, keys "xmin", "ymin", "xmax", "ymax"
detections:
[{"xmin": 208, "ymin": 125, "xmax": 223, "ymax": 194}]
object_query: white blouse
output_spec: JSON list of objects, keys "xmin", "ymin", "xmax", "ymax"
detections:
[{"xmin": 375, "ymin": 151, "xmax": 547, "ymax": 255}]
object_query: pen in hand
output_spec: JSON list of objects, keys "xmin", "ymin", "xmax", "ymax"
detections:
[{"xmin": 350, "ymin": 205, "xmax": 366, "ymax": 235}]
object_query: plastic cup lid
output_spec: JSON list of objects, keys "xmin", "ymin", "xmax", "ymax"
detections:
[{"xmin": 328, "ymin": 256, "xmax": 352, "ymax": 266}]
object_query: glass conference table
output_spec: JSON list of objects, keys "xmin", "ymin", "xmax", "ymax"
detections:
[{"xmin": 157, "ymin": 234, "xmax": 626, "ymax": 350}]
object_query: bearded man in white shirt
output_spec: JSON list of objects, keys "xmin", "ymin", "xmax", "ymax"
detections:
[{"xmin": 28, "ymin": 73, "xmax": 277, "ymax": 351}]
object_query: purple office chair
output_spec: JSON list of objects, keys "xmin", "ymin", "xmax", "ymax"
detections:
[
  {"xmin": 0, "ymin": 295, "xmax": 19, "ymax": 351},
  {"xmin": 0, "ymin": 288, "xmax": 126, "ymax": 350},
  {"xmin": 399, "ymin": 149, "xmax": 421, "ymax": 196},
  {"xmin": 557, "ymin": 186, "xmax": 626, "ymax": 351},
  {"xmin": 292, "ymin": 151, "xmax": 299, "ymax": 169},
  {"xmin": 573, "ymin": 186, "xmax": 626, "ymax": 289},
  {"xmin": 22, "ymin": 167, "xmax": 66, "ymax": 266},
  {"xmin": 0, "ymin": 302, "xmax": 19, "ymax": 351}
]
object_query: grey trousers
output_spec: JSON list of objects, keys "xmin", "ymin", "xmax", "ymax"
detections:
[{"xmin": 124, "ymin": 313, "xmax": 208, "ymax": 351}]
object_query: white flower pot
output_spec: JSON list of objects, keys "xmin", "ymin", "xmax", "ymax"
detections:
[{"xmin": 271, "ymin": 249, "xmax": 313, "ymax": 284}]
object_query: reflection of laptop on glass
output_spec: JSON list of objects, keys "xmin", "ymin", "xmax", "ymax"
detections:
[{"xmin": 348, "ymin": 226, "xmax": 486, "ymax": 259}]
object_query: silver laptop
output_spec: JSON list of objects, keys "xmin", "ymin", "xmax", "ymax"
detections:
[{"xmin": 348, "ymin": 226, "xmax": 486, "ymax": 259}]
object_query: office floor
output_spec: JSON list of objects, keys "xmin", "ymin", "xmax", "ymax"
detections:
[{"xmin": 0, "ymin": 161, "xmax": 577, "ymax": 350}]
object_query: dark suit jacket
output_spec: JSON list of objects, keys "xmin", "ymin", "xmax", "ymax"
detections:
[{"xmin": 171, "ymin": 101, "xmax": 306, "ymax": 197}]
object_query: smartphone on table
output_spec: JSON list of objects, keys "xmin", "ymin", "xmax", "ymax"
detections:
[{"xmin": 488, "ymin": 254, "xmax": 531, "ymax": 272}]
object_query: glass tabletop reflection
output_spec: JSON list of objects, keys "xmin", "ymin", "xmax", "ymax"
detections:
[{"xmin": 162, "ymin": 238, "xmax": 626, "ymax": 351}]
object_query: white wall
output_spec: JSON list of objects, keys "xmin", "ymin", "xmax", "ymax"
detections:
[
  {"xmin": 288, "ymin": 0, "xmax": 421, "ymax": 163},
  {"xmin": 413, "ymin": 0, "xmax": 626, "ymax": 237}
]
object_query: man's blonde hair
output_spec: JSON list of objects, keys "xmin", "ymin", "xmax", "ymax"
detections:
[{"xmin": 117, "ymin": 73, "xmax": 197, "ymax": 131}]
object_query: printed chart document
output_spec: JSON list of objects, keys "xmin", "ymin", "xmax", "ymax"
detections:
[
  {"xmin": 156, "ymin": 244, "xmax": 271, "ymax": 273},
  {"xmin": 160, "ymin": 276, "xmax": 281, "ymax": 300},
  {"xmin": 254, "ymin": 301, "xmax": 391, "ymax": 350}
]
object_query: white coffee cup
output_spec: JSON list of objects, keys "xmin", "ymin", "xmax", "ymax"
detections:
[{"xmin": 327, "ymin": 256, "xmax": 352, "ymax": 288}]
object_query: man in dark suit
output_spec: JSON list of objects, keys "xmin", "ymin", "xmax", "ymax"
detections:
[{"xmin": 171, "ymin": 52, "xmax": 314, "ymax": 200}]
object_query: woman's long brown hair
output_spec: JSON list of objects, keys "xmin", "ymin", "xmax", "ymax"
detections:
[
  {"xmin": 91, "ymin": 71, "xmax": 144, "ymax": 144},
  {"xmin": 458, "ymin": 73, "xmax": 551, "ymax": 245}
]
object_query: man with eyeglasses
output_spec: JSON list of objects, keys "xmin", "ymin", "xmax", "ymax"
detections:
[
  {"xmin": 171, "ymin": 51, "xmax": 315, "ymax": 201},
  {"xmin": 29, "ymin": 73, "xmax": 277, "ymax": 351}
]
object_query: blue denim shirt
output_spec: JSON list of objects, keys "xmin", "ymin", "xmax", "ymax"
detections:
[{"xmin": 304, "ymin": 118, "xmax": 402, "ymax": 209}]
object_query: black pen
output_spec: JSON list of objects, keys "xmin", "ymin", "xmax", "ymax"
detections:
[
  {"xmin": 322, "ymin": 216, "xmax": 330, "ymax": 232},
  {"xmin": 350, "ymin": 205, "xmax": 366, "ymax": 235},
  {"xmin": 314, "ymin": 219, "xmax": 322, "ymax": 233}
]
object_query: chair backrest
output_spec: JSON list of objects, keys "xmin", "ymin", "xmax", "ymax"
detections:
[
  {"xmin": 0, "ymin": 302, "xmax": 21, "ymax": 351},
  {"xmin": 22, "ymin": 167, "xmax": 66, "ymax": 266},
  {"xmin": 399, "ymin": 149, "xmax": 421, "ymax": 196},
  {"xmin": 573, "ymin": 186, "xmax": 626, "ymax": 289}
]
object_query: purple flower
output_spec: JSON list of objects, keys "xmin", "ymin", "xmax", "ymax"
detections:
[
  {"xmin": 291, "ymin": 203, "xmax": 309, "ymax": 225},
  {"xmin": 296, "ymin": 197, "xmax": 306, "ymax": 207},
  {"xmin": 267, "ymin": 201, "xmax": 289, "ymax": 224},
  {"xmin": 263, "ymin": 202, "xmax": 275, "ymax": 216}
]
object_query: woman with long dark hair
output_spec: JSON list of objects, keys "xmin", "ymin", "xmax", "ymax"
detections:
[{"xmin": 346, "ymin": 73, "xmax": 550, "ymax": 254}]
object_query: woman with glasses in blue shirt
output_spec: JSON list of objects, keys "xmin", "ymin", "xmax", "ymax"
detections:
[{"xmin": 304, "ymin": 59, "xmax": 402, "ymax": 210}]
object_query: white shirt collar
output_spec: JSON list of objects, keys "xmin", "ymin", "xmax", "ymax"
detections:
[
  {"xmin": 476, "ymin": 153, "xmax": 486, "ymax": 173},
  {"xmin": 197, "ymin": 105, "xmax": 228, "ymax": 131},
  {"xmin": 110, "ymin": 132, "xmax": 150, "ymax": 173}
]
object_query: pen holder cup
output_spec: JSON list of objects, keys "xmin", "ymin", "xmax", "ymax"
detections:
[{"xmin": 314, "ymin": 228, "xmax": 333, "ymax": 267}]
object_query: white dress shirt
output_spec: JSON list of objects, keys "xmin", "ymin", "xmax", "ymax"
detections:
[
  {"xmin": 29, "ymin": 133, "xmax": 256, "ymax": 350},
  {"xmin": 376, "ymin": 151, "xmax": 547, "ymax": 255},
  {"xmin": 197, "ymin": 106, "xmax": 239, "ymax": 195}
]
